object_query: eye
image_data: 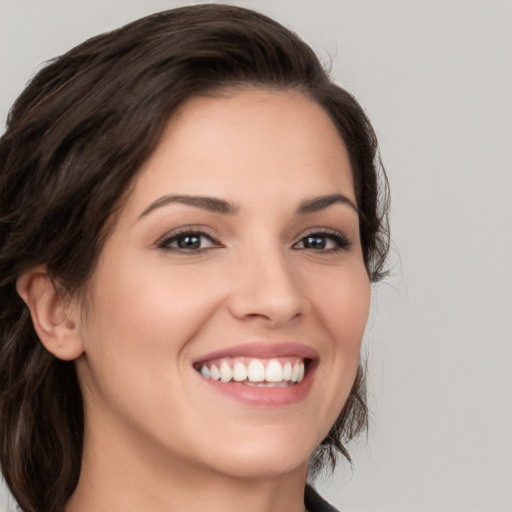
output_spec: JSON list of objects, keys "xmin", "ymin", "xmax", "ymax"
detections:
[
  {"xmin": 294, "ymin": 231, "xmax": 350, "ymax": 252},
  {"xmin": 157, "ymin": 230, "xmax": 221, "ymax": 253}
]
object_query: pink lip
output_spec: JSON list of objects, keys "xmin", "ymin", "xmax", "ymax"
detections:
[
  {"xmin": 194, "ymin": 341, "xmax": 319, "ymax": 364},
  {"xmin": 198, "ymin": 367, "xmax": 317, "ymax": 406},
  {"xmin": 194, "ymin": 342, "xmax": 319, "ymax": 407}
]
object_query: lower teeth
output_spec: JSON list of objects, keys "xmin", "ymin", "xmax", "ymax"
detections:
[{"xmin": 243, "ymin": 381, "xmax": 294, "ymax": 388}]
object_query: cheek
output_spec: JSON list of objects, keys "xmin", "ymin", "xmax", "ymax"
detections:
[
  {"xmin": 81, "ymin": 258, "xmax": 227, "ymax": 361},
  {"xmin": 312, "ymin": 266, "xmax": 371, "ymax": 348},
  {"xmin": 308, "ymin": 264, "xmax": 370, "ymax": 398},
  {"xmin": 296, "ymin": 264, "xmax": 370, "ymax": 441},
  {"xmin": 75, "ymin": 259, "xmax": 230, "ymax": 428}
]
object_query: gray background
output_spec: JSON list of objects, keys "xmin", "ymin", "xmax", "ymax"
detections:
[{"xmin": 1, "ymin": 1, "xmax": 511, "ymax": 511}]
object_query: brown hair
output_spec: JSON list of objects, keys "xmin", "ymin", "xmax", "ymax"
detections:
[{"xmin": 0, "ymin": 4, "xmax": 389, "ymax": 511}]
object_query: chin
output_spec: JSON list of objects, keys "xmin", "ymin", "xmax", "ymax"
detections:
[
  {"xmin": 196, "ymin": 425, "xmax": 320, "ymax": 479},
  {"xmin": 209, "ymin": 449, "xmax": 311, "ymax": 480}
]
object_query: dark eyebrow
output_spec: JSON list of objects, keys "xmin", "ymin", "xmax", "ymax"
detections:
[
  {"xmin": 139, "ymin": 195, "xmax": 239, "ymax": 218},
  {"xmin": 296, "ymin": 194, "xmax": 358, "ymax": 215}
]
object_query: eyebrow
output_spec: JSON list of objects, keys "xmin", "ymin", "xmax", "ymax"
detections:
[
  {"xmin": 139, "ymin": 192, "xmax": 358, "ymax": 219},
  {"xmin": 139, "ymin": 195, "xmax": 239, "ymax": 218},
  {"xmin": 296, "ymin": 194, "xmax": 358, "ymax": 215}
]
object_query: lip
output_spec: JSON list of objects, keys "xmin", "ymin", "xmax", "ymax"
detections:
[
  {"xmin": 193, "ymin": 341, "xmax": 319, "ymax": 364},
  {"xmin": 194, "ymin": 342, "xmax": 319, "ymax": 406}
]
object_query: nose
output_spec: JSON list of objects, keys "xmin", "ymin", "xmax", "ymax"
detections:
[{"xmin": 227, "ymin": 248, "xmax": 308, "ymax": 328}]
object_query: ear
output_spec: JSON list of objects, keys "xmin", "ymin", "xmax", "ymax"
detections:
[{"xmin": 16, "ymin": 265, "xmax": 85, "ymax": 361}]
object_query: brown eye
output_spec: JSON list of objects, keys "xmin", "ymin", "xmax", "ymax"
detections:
[
  {"xmin": 174, "ymin": 234, "xmax": 202, "ymax": 249},
  {"xmin": 294, "ymin": 231, "xmax": 350, "ymax": 252},
  {"xmin": 158, "ymin": 231, "xmax": 220, "ymax": 252},
  {"xmin": 301, "ymin": 235, "xmax": 329, "ymax": 250}
]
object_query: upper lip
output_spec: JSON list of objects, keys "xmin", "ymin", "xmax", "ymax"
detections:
[{"xmin": 194, "ymin": 342, "xmax": 319, "ymax": 364}]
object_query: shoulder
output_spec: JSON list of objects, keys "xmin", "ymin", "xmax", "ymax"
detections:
[{"xmin": 304, "ymin": 484, "xmax": 341, "ymax": 512}]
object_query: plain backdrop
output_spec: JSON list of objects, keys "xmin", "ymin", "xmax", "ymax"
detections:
[{"xmin": 1, "ymin": 1, "xmax": 511, "ymax": 511}]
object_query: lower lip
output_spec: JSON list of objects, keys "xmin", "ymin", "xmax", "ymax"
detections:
[{"xmin": 197, "ymin": 364, "xmax": 316, "ymax": 406}]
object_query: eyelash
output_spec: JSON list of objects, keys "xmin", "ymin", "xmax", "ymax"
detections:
[
  {"xmin": 293, "ymin": 230, "xmax": 351, "ymax": 253},
  {"xmin": 157, "ymin": 228, "xmax": 222, "ymax": 253},
  {"xmin": 156, "ymin": 228, "xmax": 351, "ymax": 254}
]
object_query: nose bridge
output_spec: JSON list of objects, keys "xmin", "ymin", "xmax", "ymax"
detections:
[{"xmin": 228, "ymin": 241, "xmax": 306, "ymax": 327}]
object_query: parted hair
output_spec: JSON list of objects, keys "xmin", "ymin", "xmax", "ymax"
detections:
[{"xmin": 0, "ymin": 4, "xmax": 389, "ymax": 512}]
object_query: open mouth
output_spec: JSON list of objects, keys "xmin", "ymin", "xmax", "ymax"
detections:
[{"xmin": 193, "ymin": 357, "xmax": 310, "ymax": 387}]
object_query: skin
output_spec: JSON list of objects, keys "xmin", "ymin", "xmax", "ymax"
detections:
[{"xmin": 20, "ymin": 89, "xmax": 371, "ymax": 512}]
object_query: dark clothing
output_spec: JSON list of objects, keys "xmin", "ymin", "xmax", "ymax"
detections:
[{"xmin": 305, "ymin": 485, "xmax": 340, "ymax": 512}]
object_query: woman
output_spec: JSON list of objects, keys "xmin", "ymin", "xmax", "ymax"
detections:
[{"xmin": 0, "ymin": 4, "xmax": 389, "ymax": 512}]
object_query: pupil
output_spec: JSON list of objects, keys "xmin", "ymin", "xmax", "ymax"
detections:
[
  {"xmin": 305, "ymin": 236, "xmax": 325, "ymax": 249},
  {"xmin": 178, "ymin": 235, "xmax": 201, "ymax": 249}
]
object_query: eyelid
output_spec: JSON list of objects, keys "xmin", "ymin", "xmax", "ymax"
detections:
[
  {"xmin": 293, "ymin": 228, "xmax": 351, "ymax": 251},
  {"xmin": 153, "ymin": 225, "xmax": 351, "ymax": 253},
  {"xmin": 155, "ymin": 225, "xmax": 223, "ymax": 252}
]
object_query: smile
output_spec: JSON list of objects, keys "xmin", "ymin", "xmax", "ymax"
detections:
[
  {"xmin": 193, "ymin": 342, "xmax": 318, "ymax": 406},
  {"xmin": 194, "ymin": 357, "xmax": 306, "ymax": 386}
]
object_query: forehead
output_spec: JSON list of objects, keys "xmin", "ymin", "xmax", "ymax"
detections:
[{"xmin": 124, "ymin": 89, "xmax": 355, "ymax": 217}]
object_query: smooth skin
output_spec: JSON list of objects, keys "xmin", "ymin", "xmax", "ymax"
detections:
[{"xmin": 18, "ymin": 89, "xmax": 371, "ymax": 512}]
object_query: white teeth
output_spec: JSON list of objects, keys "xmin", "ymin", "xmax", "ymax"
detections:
[
  {"xmin": 282, "ymin": 361, "xmax": 292, "ymax": 381},
  {"xmin": 247, "ymin": 360, "xmax": 265, "ymax": 382},
  {"xmin": 232, "ymin": 361, "xmax": 247, "ymax": 381},
  {"xmin": 210, "ymin": 364, "xmax": 221, "ymax": 381},
  {"xmin": 297, "ymin": 362, "xmax": 305, "ymax": 383},
  {"xmin": 245, "ymin": 381, "xmax": 292, "ymax": 388},
  {"xmin": 220, "ymin": 360, "xmax": 233, "ymax": 382},
  {"xmin": 291, "ymin": 362, "xmax": 299, "ymax": 382},
  {"xmin": 265, "ymin": 359, "xmax": 283, "ymax": 382},
  {"xmin": 198, "ymin": 357, "xmax": 307, "ymax": 385},
  {"xmin": 283, "ymin": 361, "xmax": 292, "ymax": 380}
]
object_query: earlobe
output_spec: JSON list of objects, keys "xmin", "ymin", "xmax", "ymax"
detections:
[{"xmin": 16, "ymin": 266, "xmax": 85, "ymax": 361}]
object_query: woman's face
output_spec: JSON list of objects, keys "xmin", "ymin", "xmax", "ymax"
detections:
[{"xmin": 74, "ymin": 89, "xmax": 370, "ymax": 480}]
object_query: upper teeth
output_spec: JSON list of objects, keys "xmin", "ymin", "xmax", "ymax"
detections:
[{"xmin": 198, "ymin": 357, "xmax": 305, "ymax": 384}]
